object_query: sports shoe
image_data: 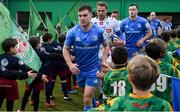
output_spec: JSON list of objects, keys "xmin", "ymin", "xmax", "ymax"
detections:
[
  {"xmin": 73, "ymin": 85, "xmax": 79, "ymax": 89},
  {"xmin": 45, "ymin": 100, "xmax": 55, "ymax": 108},
  {"xmin": 50, "ymin": 95, "xmax": 55, "ymax": 100},
  {"xmin": 64, "ymin": 97, "xmax": 72, "ymax": 101},
  {"xmin": 17, "ymin": 109, "xmax": 24, "ymax": 112},
  {"xmin": 68, "ymin": 90, "xmax": 78, "ymax": 94}
]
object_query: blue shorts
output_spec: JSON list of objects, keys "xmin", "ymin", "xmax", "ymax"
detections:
[
  {"xmin": 76, "ymin": 69, "xmax": 98, "ymax": 87},
  {"xmin": 126, "ymin": 47, "xmax": 143, "ymax": 60}
]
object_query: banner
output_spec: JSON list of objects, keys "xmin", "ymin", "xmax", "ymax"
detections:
[
  {"xmin": 0, "ymin": 3, "xmax": 42, "ymax": 84},
  {"xmin": 172, "ymin": 77, "xmax": 180, "ymax": 111}
]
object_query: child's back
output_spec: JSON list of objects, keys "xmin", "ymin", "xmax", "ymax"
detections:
[{"xmin": 109, "ymin": 93, "xmax": 172, "ymax": 111}]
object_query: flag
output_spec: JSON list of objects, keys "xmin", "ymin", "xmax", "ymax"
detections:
[
  {"xmin": 0, "ymin": 3, "xmax": 42, "ymax": 84},
  {"xmin": 67, "ymin": 0, "xmax": 80, "ymax": 25},
  {"xmin": 45, "ymin": 13, "xmax": 58, "ymax": 41},
  {"xmin": 172, "ymin": 77, "xmax": 180, "ymax": 111},
  {"xmin": 58, "ymin": 15, "xmax": 68, "ymax": 33},
  {"xmin": 0, "ymin": 3, "xmax": 11, "ymax": 54},
  {"xmin": 28, "ymin": 0, "xmax": 42, "ymax": 37}
]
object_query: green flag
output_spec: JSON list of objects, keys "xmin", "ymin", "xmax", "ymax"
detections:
[
  {"xmin": 67, "ymin": 0, "xmax": 80, "ymax": 25},
  {"xmin": 0, "ymin": 3, "xmax": 42, "ymax": 84},
  {"xmin": 59, "ymin": 15, "xmax": 68, "ymax": 33},
  {"xmin": 0, "ymin": 3, "xmax": 11, "ymax": 54},
  {"xmin": 28, "ymin": 0, "xmax": 42, "ymax": 37},
  {"xmin": 45, "ymin": 13, "xmax": 58, "ymax": 41}
]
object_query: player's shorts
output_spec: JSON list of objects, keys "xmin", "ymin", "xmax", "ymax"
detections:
[{"xmin": 77, "ymin": 69, "xmax": 98, "ymax": 87}]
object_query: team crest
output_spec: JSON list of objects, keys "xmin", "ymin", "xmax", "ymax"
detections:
[
  {"xmin": 92, "ymin": 36, "xmax": 98, "ymax": 41},
  {"xmin": 1, "ymin": 58, "xmax": 8, "ymax": 66}
]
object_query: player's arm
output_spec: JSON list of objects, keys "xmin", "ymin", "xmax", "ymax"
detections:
[
  {"xmin": 102, "ymin": 40, "xmax": 110, "ymax": 64},
  {"xmin": 158, "ymin": 20, "xmax": 163, "ymax": 35},
  {"xmin": 63, "ymin": 30, "xmax": 80, "ymax": 75},
  {"xmin": 113, "ymin": 19, "xmax": 125, "ymax": 46},
  {"xmin": 136, "ymin": 22, "xmax": 152, "ymax": 46}
]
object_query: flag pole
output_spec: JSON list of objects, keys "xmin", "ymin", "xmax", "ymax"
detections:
[
  {"xmin": 30, "ymin": 0, "xmax": 47, "ymax": 29},
  {"xmin": 59, "ymin": 0, "xmax": 80, "ymax": 24}
]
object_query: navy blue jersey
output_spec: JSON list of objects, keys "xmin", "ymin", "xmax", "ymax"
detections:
[{"xmin": 0, "ymin": 53, "xmax": 42, "ymax": 79}]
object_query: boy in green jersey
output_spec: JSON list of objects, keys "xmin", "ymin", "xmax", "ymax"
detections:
[
  {"xmin": 145, "ymin": 40, "xmax": 179, "ymax": 103},
  {"xmin": 102, "ymin": 45, "xmax": 132, "ymax": 98},
  {"xmin": 109, "ymin": 55, "xmax": 173, "ymax": 111}
]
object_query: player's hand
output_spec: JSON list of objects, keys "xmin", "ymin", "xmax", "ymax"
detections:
[
  {"xmin": 27, "ymin": 70, "xmax": 37, "ymax": 78},
  {"xmin": 113, "ymin": 39, "xmax": 125, "ymax": 46},
  {"xmin": 97, "ymin": 71, "xmax": 104, "ymax": 79},
  {"xmin": 69, "ymin": 63, "xmax": 80, "ymax": 75},
  {"xmin": 136, "ymin": 38, "xmax": 144, "ymax": 47},
  {"xmin": 101, "ymin": 63, "xmax": 112, "ymax": 74}
]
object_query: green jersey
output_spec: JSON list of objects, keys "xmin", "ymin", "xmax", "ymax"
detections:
[
  {"xmin": 161, "ymin": 52, "xmax": 175, "ymax": 66},
  {"xmin": 167, "ymin": 40, "xmax": 177, "ymax": 52},
  {"xmin": 108, "ymin": 93, "xmax": 173, "ymax": 111},
  {"xmin": 175, "ymin": 39, "xmax": 180, "ymax": 48},
  {"xmin": 151, "ymin": 61, "xmax": 179, "ymax": 103},
  {"xmin": 103, "ymin": 68, "xmax": 132, "ymax": 98}
]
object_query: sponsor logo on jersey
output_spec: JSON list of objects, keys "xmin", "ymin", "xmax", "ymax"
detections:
[{"xmin": 75, "ymin": 37, "xmax": 81, "ymax": 42}]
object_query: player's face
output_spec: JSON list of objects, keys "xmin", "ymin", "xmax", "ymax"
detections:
[
  {"xmin": 150, "ymin": 14, "xmax": 156, "ymax": 20},
  {"xmin": 97, "ymin": 6, "xmax": 107, "ymax": 20},
  {"xmin": 129, "ymin": 6, "xmax": 138, "ymax": 18},
  {"xmin": 111, "ymin": 13, "xmax": 119, "ymax": 20},
  {"xmin": 78, "ymin": 9, "xmax": 92, "ymax": 27}
]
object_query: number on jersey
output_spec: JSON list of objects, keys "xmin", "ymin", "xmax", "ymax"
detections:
[
  {"xmin": 151, "ymin": 74, "xmax": 167, "ymax": 92},
  {"xmin": 111, "ymin": 80, "xmax": 126, "ymax": 96}
]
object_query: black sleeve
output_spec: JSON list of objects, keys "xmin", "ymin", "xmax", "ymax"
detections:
[{"xmin": 0, "ymin": 70, "xmax": 28, "ymax": 80}]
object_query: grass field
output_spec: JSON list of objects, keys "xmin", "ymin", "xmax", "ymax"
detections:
[{"xmin": 0, "ymin": 78, "xmax": 84, "ymax": 111}]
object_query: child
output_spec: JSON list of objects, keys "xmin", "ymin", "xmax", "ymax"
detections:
[
  {"xmin": 109, "ymin": 55, "xmax": 173, "ymax": 111},
  {"xmin": 99, "ymin": 46, "xmax": 132, "ymax": 110},
  {"xmin": 103, "ymin": 46, "xmax": 132, "ymax": 98},
  {"xmin": 41, "ymin": 33, "xmax": 71, "ymax": 103},
  {"xmin": 145, "ymin": 40, "xmax": 179, "ymax": 103},
  {"xmin": 0, "ymin": 38, "xmax": 48, "ymax": 111},
  {"xmin": 19, "ymin": 36, "xmax": 54, "ymax": 111}
]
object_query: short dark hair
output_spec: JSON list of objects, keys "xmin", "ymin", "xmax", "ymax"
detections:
[
  {"xmin": 161, "ymin": 32, "xmax": 170, "ymax": 43},
  {"xmin": 97, "ymin": 1, "xmax": 107, "ymax": 9},
  {"xmin": 169, "ymin": 29, "xmax": 177, "ymax": 39},
  {"xmin": 58, "ymin": 33, "xmax": 66, "ymax": 43},
  {"xmin": 127, "ymin": 55, "xmax": 159, "ymax": 91},
  {"xmin": 149, "ymin": 38, "xmax": 166, "ymax": 57},
  {"xmin": 29, "ymin": 36, "xmax": 40, "ymax": 49},
  {"xmin": 2, "ymin": 38, "xmax": 18, "ymax": 52},
  {"xmin": 111, "ymin": 45, "xmax": 128, "ymax": 65},
  {"xmin": 42, "ymin": 32, "xmax": 53, "ymax": 42},
  {"xmin": 111, "ymin": 10, "xmax": 119, "ymax": 14},
  {"xmin": 145, "ymin": 42, "xmax": 162, "ymax": 60},
  {"xmin": 78, "ymin": 4, "xmax": 92, "ymax": 13},
  {"xmin": 129, "ymin": 4, "xmax": 139, "ymax": 10}
]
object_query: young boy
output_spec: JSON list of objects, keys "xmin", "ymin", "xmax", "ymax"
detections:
[
  {"xmin": 0, "ymin": 38, "xmax": 48, "ymax": 111},
  {"xmin": 145, "ymin": 40, "xmax": 179, "ymax": 103},
  {"xmin": 109, "ymin": 55, "xmax": 173, "ymax": 111},
  {"xmin": 103, "ymin": 46, "xmax": 132, "ymax": 98},
  {"xmin": 41, "ymin": 33, "xmax": 71, "ymax": 104}
]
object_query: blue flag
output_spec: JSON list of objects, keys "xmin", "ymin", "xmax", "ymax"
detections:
[{"xmin": 172, "ymin": 77, "xmax": 180, "ymax": 111}]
